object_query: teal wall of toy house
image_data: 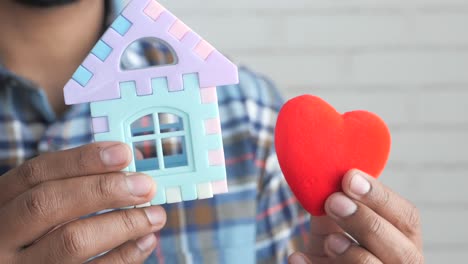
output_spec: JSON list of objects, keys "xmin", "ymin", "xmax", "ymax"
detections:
[{"xmin": 90, "ymin": 73, "xmax": 225, "ymax": 205}]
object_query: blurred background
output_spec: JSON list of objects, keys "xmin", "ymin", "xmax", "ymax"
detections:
[{"xmin": 156, "ymin": 0, "xmax": 467, "ymax": 262}]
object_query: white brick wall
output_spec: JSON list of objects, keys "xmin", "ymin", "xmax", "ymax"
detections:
[{"xmin": 160, "ymin": 1, "xmax": 468, "ymax": 262}]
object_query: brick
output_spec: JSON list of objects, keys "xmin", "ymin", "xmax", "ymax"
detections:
[
  {"xmin": 425, "ymin": 249, "xmax": 468, "ymax": 264},
  {"xmin": 235, "ymin": 54, "xmax": 347, "ymax": 88},
  {"xmin": 390, "ymin": 130, "xmax": 468, "ymax": 164},
  {"xmin": 285, "ymin": 15, "xmax": 412, "ymax": 49},
  {"xmin": 285, "ymin": 14, "xmax": 468, "ymax": 49},
  {"xmin": 415, "ymin": 14, "xmax": 468, "ymax": 46},
  {"xmin": 381, "ymin": 166, "xmax": 468, "ymax": 204},
  {"xmin": 350, "ymin": 51, "xmax": 468, "ymax": 85},
  {"xmin": 421, "ymin": 208, "xmax": 468, "ymax": 245},
  {"xmin": 415, "ymin": 90, "xmax": 468, "ymax": 124}
]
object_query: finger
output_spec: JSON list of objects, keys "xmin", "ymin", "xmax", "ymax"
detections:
[
  {"xmin": 19, "ymin": 206, "xmax": 166, "ymax": 264},
  {"xmin": 311, "ymin": 216, "xmax": 343, "ymax": 236},
  {"xmin": 325, "ymin": 193, "xmax": 424, "ymax": 263},
  {"xmin": 288, "ymin": 252, "xmax": 313, "ymax": 264},
  {"xmin": 309, "ymin": 216, "xmax": 343, "ymax": 257},
  {"xmin": 325, "ymin": 233, "xmax": 382, "ymax": 264},
  {"xmin": 0, "ymin": 172, "xmax": 155, "ymax": 249},
  {"xmin": 88, "ymin": 234, "xmax": 157, "ymax": 264},
  {"xmin": 0, "ymin": 142, "xmax": 132, "ymax": 206},
  {"xmin": 342, "ymin": 169, "xmax": 422, "ymax": 248}
]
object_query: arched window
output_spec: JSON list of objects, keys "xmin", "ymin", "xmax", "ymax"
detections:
[
  {"xmin": 130, "ymin": 111, "xmax": 190, "ymax": 172},
  {"xmin": 121, "ymin": 37, "xmax": 178, "ymax": 70}
]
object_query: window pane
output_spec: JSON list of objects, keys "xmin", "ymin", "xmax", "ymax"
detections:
[
  {"xmin": 131, "ymin": 114, "xmax": 154, "ymax": 136},
  {"xmin": 133, "ymin": 140, "xmax": 159, "ymax": 171},
  {"xmin": 159, "ymin": 113, "xmax": 183, "ymax": 133},
  {"xmin": 162, "ymin": 137, "xmax": 188, "ymax": 168},
  {"xmin": 121, "ymin": 37, "xmax": 178, "ymax": 70}
]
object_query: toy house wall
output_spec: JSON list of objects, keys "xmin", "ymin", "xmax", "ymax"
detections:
[{"xmin": 90, "ymin": 73, "xmax": 226, "ymax": 204}]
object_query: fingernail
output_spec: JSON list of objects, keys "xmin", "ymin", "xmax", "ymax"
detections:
[
  {"xmin": 289, "ymin": 253, "xmax": 310, "ymax": 264},
  {"xmin": 328, "ymin": 194, "xmax": 357, "ymax": 218},
  {"xmin": 125, "ymin": 173, "xmax": 154, "ymax": 196},
  {"xmin": 101, "ymin": 144, "xmax": 130, "ymax": 166},
  {"xmin": 350, "ymin": 173, "xmax": 371, "ymax": 196},
  {"xmin": 136, "ymin": 233, "xmax": 156, "ymax": 251},
  {"xmin": 144, "ymin": 206, "xmax": 166, "ymax": 227},
  {"xmin": 327, "ymin": 234, "xmax": 351, "ymax": 256}
]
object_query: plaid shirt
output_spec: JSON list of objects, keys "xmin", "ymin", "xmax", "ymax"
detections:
[{"xmin": 0, "ymin": 22, "xmax": 310, "ymax": 264}]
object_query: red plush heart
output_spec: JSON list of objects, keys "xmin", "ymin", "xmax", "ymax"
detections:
[{"xmin": 275, "ymin": 95, "xmax": 391, "ymax": 216}]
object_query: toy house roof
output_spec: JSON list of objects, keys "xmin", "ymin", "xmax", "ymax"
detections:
[{"xmin": 64, "ymin": 0, "xmax": 239, "ymax": 105}]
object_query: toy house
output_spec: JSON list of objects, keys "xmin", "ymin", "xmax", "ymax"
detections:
[{"xmin": 63, "ymin": 0, "xmax": 239, "ymax": 206}]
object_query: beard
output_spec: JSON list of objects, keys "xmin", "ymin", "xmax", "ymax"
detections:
[{"xmin": 15, "ymin": 0, "xmax": 79, "ymax": 7}]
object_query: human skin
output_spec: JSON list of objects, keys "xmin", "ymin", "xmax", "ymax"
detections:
[
  {"xmin": 288, "ymin": 170, "xmax": 424, "ymax": 264},
  {"xmin": 0, "ymin": 0, "xmax": 424, "ymax": 263},
  {"xmin": 0, "ymin": 0, "xmax": 104, "ymax": 115},
  {"xmin": 0, "ymin": 142, "xmax": 166, "ymax": 263}
]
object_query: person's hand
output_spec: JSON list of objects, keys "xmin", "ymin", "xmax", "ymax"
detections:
[
  {"xmin": 289, "ymin": 169, "xmax": 424, "ymax": 264},
  {"xmin": 0, "ymin": 142, "xmax": 166, "ymax": 264}
]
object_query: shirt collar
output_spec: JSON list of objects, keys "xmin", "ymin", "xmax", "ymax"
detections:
[{"xmin": 0, "ymin": 64, "xmax": 79, "ymax": 123}]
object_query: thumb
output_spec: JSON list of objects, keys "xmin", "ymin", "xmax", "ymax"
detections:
[{"xmin": 289, "ymin": 252, "xmax": 313, "ymax": 264}]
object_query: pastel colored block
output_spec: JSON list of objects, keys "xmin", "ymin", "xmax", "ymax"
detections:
[
  {"xmin": 197, "ymin": 182, "xmax": 214, "ymax": 199},
  {"xmin": 169, "ymin": 20, "xmax": 190, "ymax": 40},
  {"xmin": 136, "ymin": 79, "xmax": 154, "ymax": 96},
  {"xmin": 91, "ymin": 40, "xmax": 113, "ymax": 61},
  {"xmin": 144, "ymin": 0, "xmax": 165, "ymax": 21},
  {"xmin": 120, "ymin": 81, "xmax": 137, "ymax": 94},
  {"xmin": 166, "ymin": 74, "xmax": 184, "ymax": 92},
  {"xmin": 181, "ymin": 184, "xmax": 197, "ymax": 201},
  {"xmin": 111, "ymin": 15, "xmax": 132, "ymax": 36},
  {"xmin": 92, "ymin": 117, "xmax": 109, "ymax": 134},
  {"xmin": 204, "ymin": 118, "xmax": 221, "ymax": 135},
  {"xmin": 212, "ymin": 180, "xmax": 229, "ymax": 195},
  {"xmin": 166, "ymin": 187, "xmax": 183, "ymax": 203},
  {"xmin": 63, "ymin": 0, "xmax": 239, "ymax": 206},
  {"xmin": 208, "ymin": 149, "xmax": 225, "ymax": 166},
  {"xmin": 72, "ymin": 65, "xmax": 93, "ymax": 87},
  {"xmin": 151, "ymin": 77, "xmax": 169, "ymax": 93},
  {"xmin": 152, "ymin": 186, "xmax": 166, "ymax": 205},
  {"xmin": 194, "ymin": 40, "xmax": 215, "ymax": 60},
  {"xmin": 200, "ymin": 87, "xmax": 218, "ymax": 104}
]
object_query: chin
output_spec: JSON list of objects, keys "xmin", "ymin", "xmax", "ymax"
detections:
[{"xmin": 15, "ymin": 0, "xmax": 79, "ymax": 7}]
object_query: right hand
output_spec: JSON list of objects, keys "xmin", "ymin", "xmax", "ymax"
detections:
[{"xmin": 0, "ymin": 142, "xmax": 166, "ymax": 264}]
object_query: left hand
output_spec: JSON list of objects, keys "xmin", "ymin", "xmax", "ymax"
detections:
[{"xmin": 289, "ymin": 169, "xmax": 424, "ymax": 264}]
